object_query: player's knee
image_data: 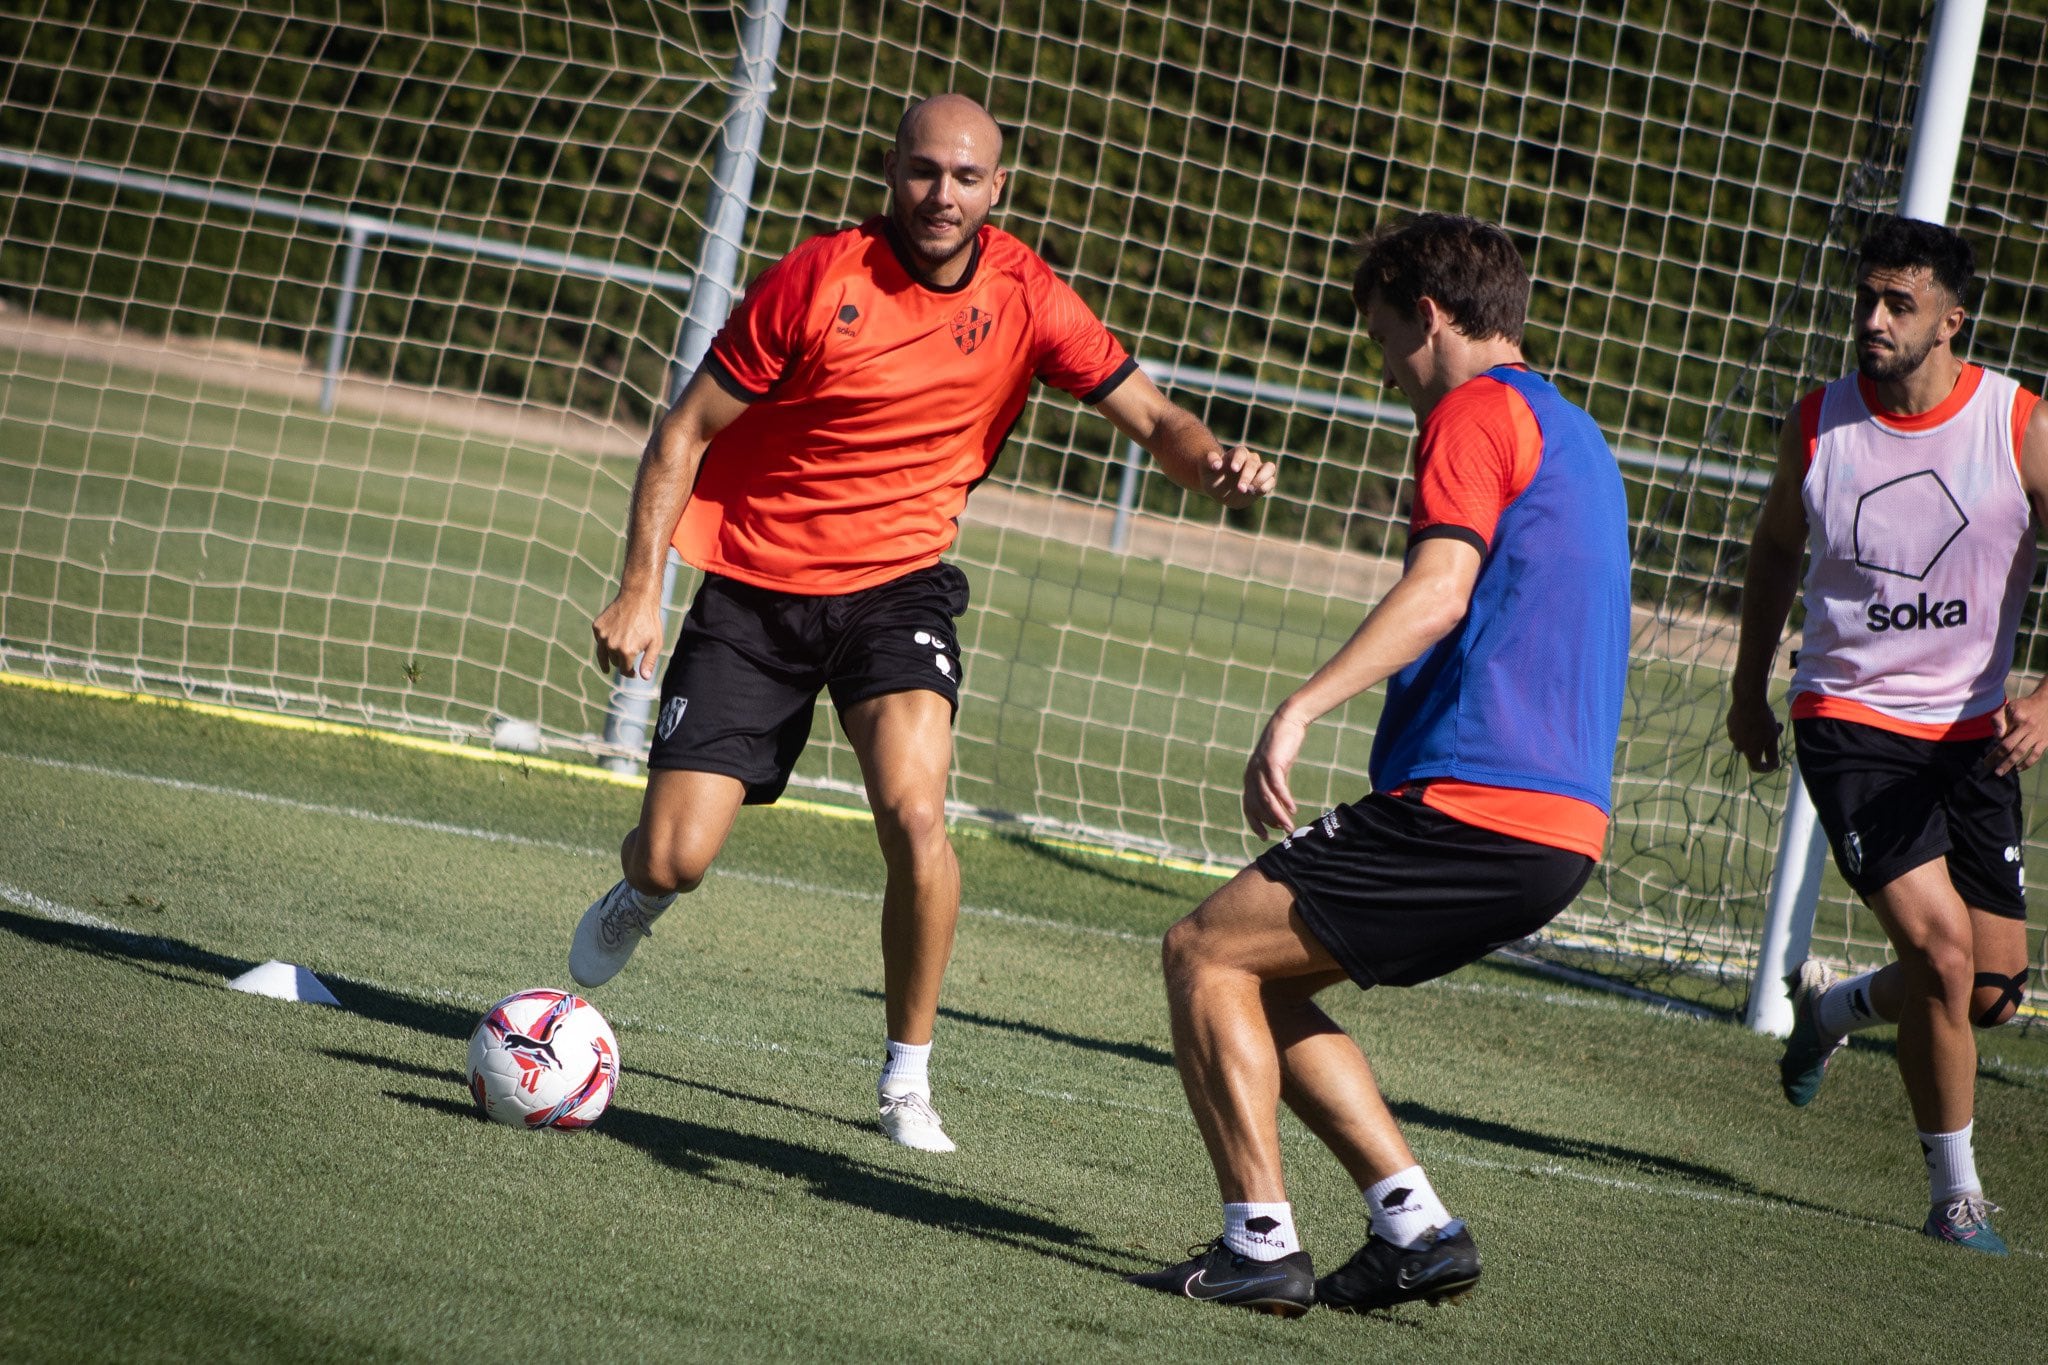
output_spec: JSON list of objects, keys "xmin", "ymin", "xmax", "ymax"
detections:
[
  {"xmin": 873, "ymin": 795, "xmax": 949, "ymax": 860},
  {"xmin": 1161, "ymin": 914, "xmax": 1207, "ymax": 986},
  {"xmin": 628, "ymin": 859, "xmax": 706, "ymax": 898},
  {"xmin": 1971, "ymin": 970, "xmax": 2028, "ymax": 1030},
  {"xmin": 624, "ymin": 828, "xmax": 714, "ymax": 896},
  {"xmin": 1895, "ymin": 930, "xmax": 1975, "ymax": 1004}
]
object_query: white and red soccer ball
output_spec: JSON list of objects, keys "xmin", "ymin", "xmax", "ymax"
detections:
[{"xmin": 467, "ymin": 989, "xmax": 618, "ymax": 1130}]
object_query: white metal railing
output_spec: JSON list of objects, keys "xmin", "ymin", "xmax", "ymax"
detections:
[
  {"xmin": 0, "ymin": 146, "xmax": 698, "ymax": 413},
  {"xmin": 1112, "ymin": 361, "xmax": 1767, "ymax": 554}
]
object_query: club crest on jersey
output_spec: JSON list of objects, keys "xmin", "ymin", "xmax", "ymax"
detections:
[{"xmin": 951, "ymin": 306, "xmax": 994, "ymax": 354}]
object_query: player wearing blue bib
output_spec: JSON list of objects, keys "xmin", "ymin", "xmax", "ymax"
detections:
[{"xmin": 1127, "ymin": 214, "xmax": 1630, "ymax": 1317}]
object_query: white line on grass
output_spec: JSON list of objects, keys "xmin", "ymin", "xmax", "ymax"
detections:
[
  {"xmin": 0, "ymin": 751, "xmax": 1160, "ymax": 945},
  {"xmin": 0, "ymin": 880, "xmax": 122, "ymax": 930},
  {"xmin": 1980, "ymin": 1054, "xmax": 2048, "ymax": 1081},
  {"xmin": 5, "ymin": 877, "xmax": 2041, "ymax": 1259},
  {"xmin": 1, "ymin": 751, "xmax": 610, "ymax": 857}
]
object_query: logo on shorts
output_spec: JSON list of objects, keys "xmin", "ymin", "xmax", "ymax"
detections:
[
  {"xmin": 2005, "ymin": 845, "xmax": 2021, "ymax": 864},
  {"xmin": 951, "ymin": 306, "xmax": 995, "ymax": 355},
  {"xmin": 1843, "ymin": 830, "xmax": 1863, "ymax": 875},
  {"xmin": 656, "ymin": 696, "xmax": 689, "ymax": 742},
  {"xmin": 1282, "ymin": 811, "xmax": 1340, "ymax": 851},
  {"xmin": 914, "ymin": 630, "xmax": 953, "ymax": 679}
]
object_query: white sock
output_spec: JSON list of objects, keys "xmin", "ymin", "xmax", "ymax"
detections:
[
  {"xmin": 627, "ymin": 883, "xmax": 676, "ymax": 916},
  {"xmin": 1815, "ymin": 969, "xmax": 1884, "ymax": 1038},
  {"xmin": 1919, "ymin": 1124, "xmax": 1981, "ymax": 1205},
  {"xmin": 1222, "ymin": 1201, "xmax": 1300, "ymax": 1260},
  {"xmin": 878, "ymin": 1039, "xmax": 932, "ymax": 1099},
  {"xmin": 1364, "ymin": 1165, "xmax": 1454, "ymax": 1249}
]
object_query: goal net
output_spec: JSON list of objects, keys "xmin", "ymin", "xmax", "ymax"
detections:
[{"xmin": 1, "ymin": 0, "xmax": 2042, "ymax": 1012}]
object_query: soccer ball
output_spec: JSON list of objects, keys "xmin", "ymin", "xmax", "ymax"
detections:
[{"xmin": 466, "ymin": 989, "xmax": 619, "ymax": 1130}]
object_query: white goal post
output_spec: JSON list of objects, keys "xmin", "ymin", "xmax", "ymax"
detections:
[{"xmin": 1745, "ymin": 0, "xmax": 1992, "ymax": 1037}]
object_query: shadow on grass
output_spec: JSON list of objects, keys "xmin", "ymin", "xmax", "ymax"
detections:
[
  {"xmin": 321, "ymin": 1047, "xmax": 459, "ymax": 1083},
  {"xmin": 849, "ymin": 987, "xmax": 1174, "ymax": 1068},
  {"xmin": 385, "ymin": 1085, "xmax": 1144, "ymax": 1278},
  {"xmin": 992, "ymin": 829, "xmax": 1207, "ymax": 906},
  {"xmin": 632, "ymin": 1068, "xmax": 877, "ymax": 1137},
  {"xmin": 8, "ymin": 905, "xmax": 1913, "ymax": 1228},
  {"xmin": 638, "ymin": 1071, "xmax": 1072, "ymax": 1218},
  {"xmin": 0, "ymin": 907, "xmax": 476, "ymax": 1040},
  {"xmin": 1388, "ymin": 1098, "xmax": 1855, "ymax": 1217}
]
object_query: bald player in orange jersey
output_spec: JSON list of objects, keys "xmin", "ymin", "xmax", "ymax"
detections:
[{"xmin": 572, "ymin": 94, "xmax": 1277, "ymax": 1152}]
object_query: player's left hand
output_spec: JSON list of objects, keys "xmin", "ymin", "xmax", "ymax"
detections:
[
  {"xmin": 1989, "ymin": 690, "xmax": 2048, "ymax": 776},
  {"xmin": 1203, "ymin": 445, "xmax": 1278, "ymax": 509}
]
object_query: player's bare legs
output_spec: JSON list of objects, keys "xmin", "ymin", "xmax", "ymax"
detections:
[
  {"xmin": 1805, "ymin": 902, "xmax": 2027, "ymax": 1042},
  {"xmin": 842, "ymin": 688, "xmax": 961, "ymax": 1150},
  {"xmin": 1965, "ymin": 904, "xmax": 2030, "ymax": 1029},
  {"xmin": 1143, "ymin": 864, "xmax": 1475, "ymax": 1312},
  {"xmin": 1853, "ymin": 859, "xmax": 2029, "ymax": 1251},
  {"xmin": 842, "ymin": 689, "xmax": 960, "ymax": 1044},
  {"xmin": 1161, "ymin": 868, "xmax": 1407, "ymax": 1201},
  {"xmin": 623, "ymin": 768, "xmax": 748, "ymax": 895},
  {"xmin": 570, "ymin": 770, "xmax": 744, "ymax": 988},
  {"xmin": 1269, "ymin": 979, "xmax": 1419, "ymax": 1190},
  {"xmin": 1864, "ymin": 861, "xmax": 2011, "ymax": 1131}
]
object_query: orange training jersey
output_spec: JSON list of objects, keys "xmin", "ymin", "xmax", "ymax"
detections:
[
  {"xmin": 1395, "ymin": 369, "xmax": 1612, "ymax": 861},
  {"xmin": 675, "ymin": 217, "xmax": 1137, "ymax": 593}
]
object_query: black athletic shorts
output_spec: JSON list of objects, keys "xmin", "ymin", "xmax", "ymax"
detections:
[
  {"xmin": 647, "ymin": 562, "xmax": 969, "ymax": 804},
  {"xmin": 1793, "ymin": 716, "xmax": 2027, "ymax": 918},
  {"xmin": 1253, "ymin": 790, "xmax": 1595, "ymax": 989}
]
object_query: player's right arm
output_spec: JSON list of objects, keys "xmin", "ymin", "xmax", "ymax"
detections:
[
  {"xmin": 1243, "ymin": 536, "xmax": 1481, "ymax": 836},
  {"xmin": 1726, "ymin": 407, "xmax": 1810, "ymax": 772},
  {"xmin": 591, "ymin": 366, "xmax": 748, "ymax": 680}
]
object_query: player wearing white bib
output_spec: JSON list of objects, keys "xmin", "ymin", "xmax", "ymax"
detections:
[{"xmin": 1729, "ymin": 216, "xmax": 2048, "ymax": 1255}]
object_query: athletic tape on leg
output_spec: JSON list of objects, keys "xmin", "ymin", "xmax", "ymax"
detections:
[{"xmin": 1972, "ymin": 970, "xmax": 2028, "ymax": 1029}]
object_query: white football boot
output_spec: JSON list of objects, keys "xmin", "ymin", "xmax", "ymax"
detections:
[
  {"xmin": 878, "ymin": 1089, "xmax": 956, "ymax": 1153},
  {"xmin": 569, "ymin": 879, "xmax": 670, "ymax": 988}
]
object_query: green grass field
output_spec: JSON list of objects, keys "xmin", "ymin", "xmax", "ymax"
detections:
[{"xmin": 2, "ymin": 680, "xmax": 2044, "ymax": 1362}]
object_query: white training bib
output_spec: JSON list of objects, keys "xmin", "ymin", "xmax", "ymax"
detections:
[{"xmin": 1792, "ymin": 366, "xmax": 2034, "ymax": 726}]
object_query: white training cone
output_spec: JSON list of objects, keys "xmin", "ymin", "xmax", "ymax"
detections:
[{"xmin": 227, "ymin": 960, "xmax": 341, "ymax": 1007}]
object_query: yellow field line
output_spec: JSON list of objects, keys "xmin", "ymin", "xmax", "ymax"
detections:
[{"xmin": 0, "ymin": 670, "xmax": 1212, "ymax": 868}]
